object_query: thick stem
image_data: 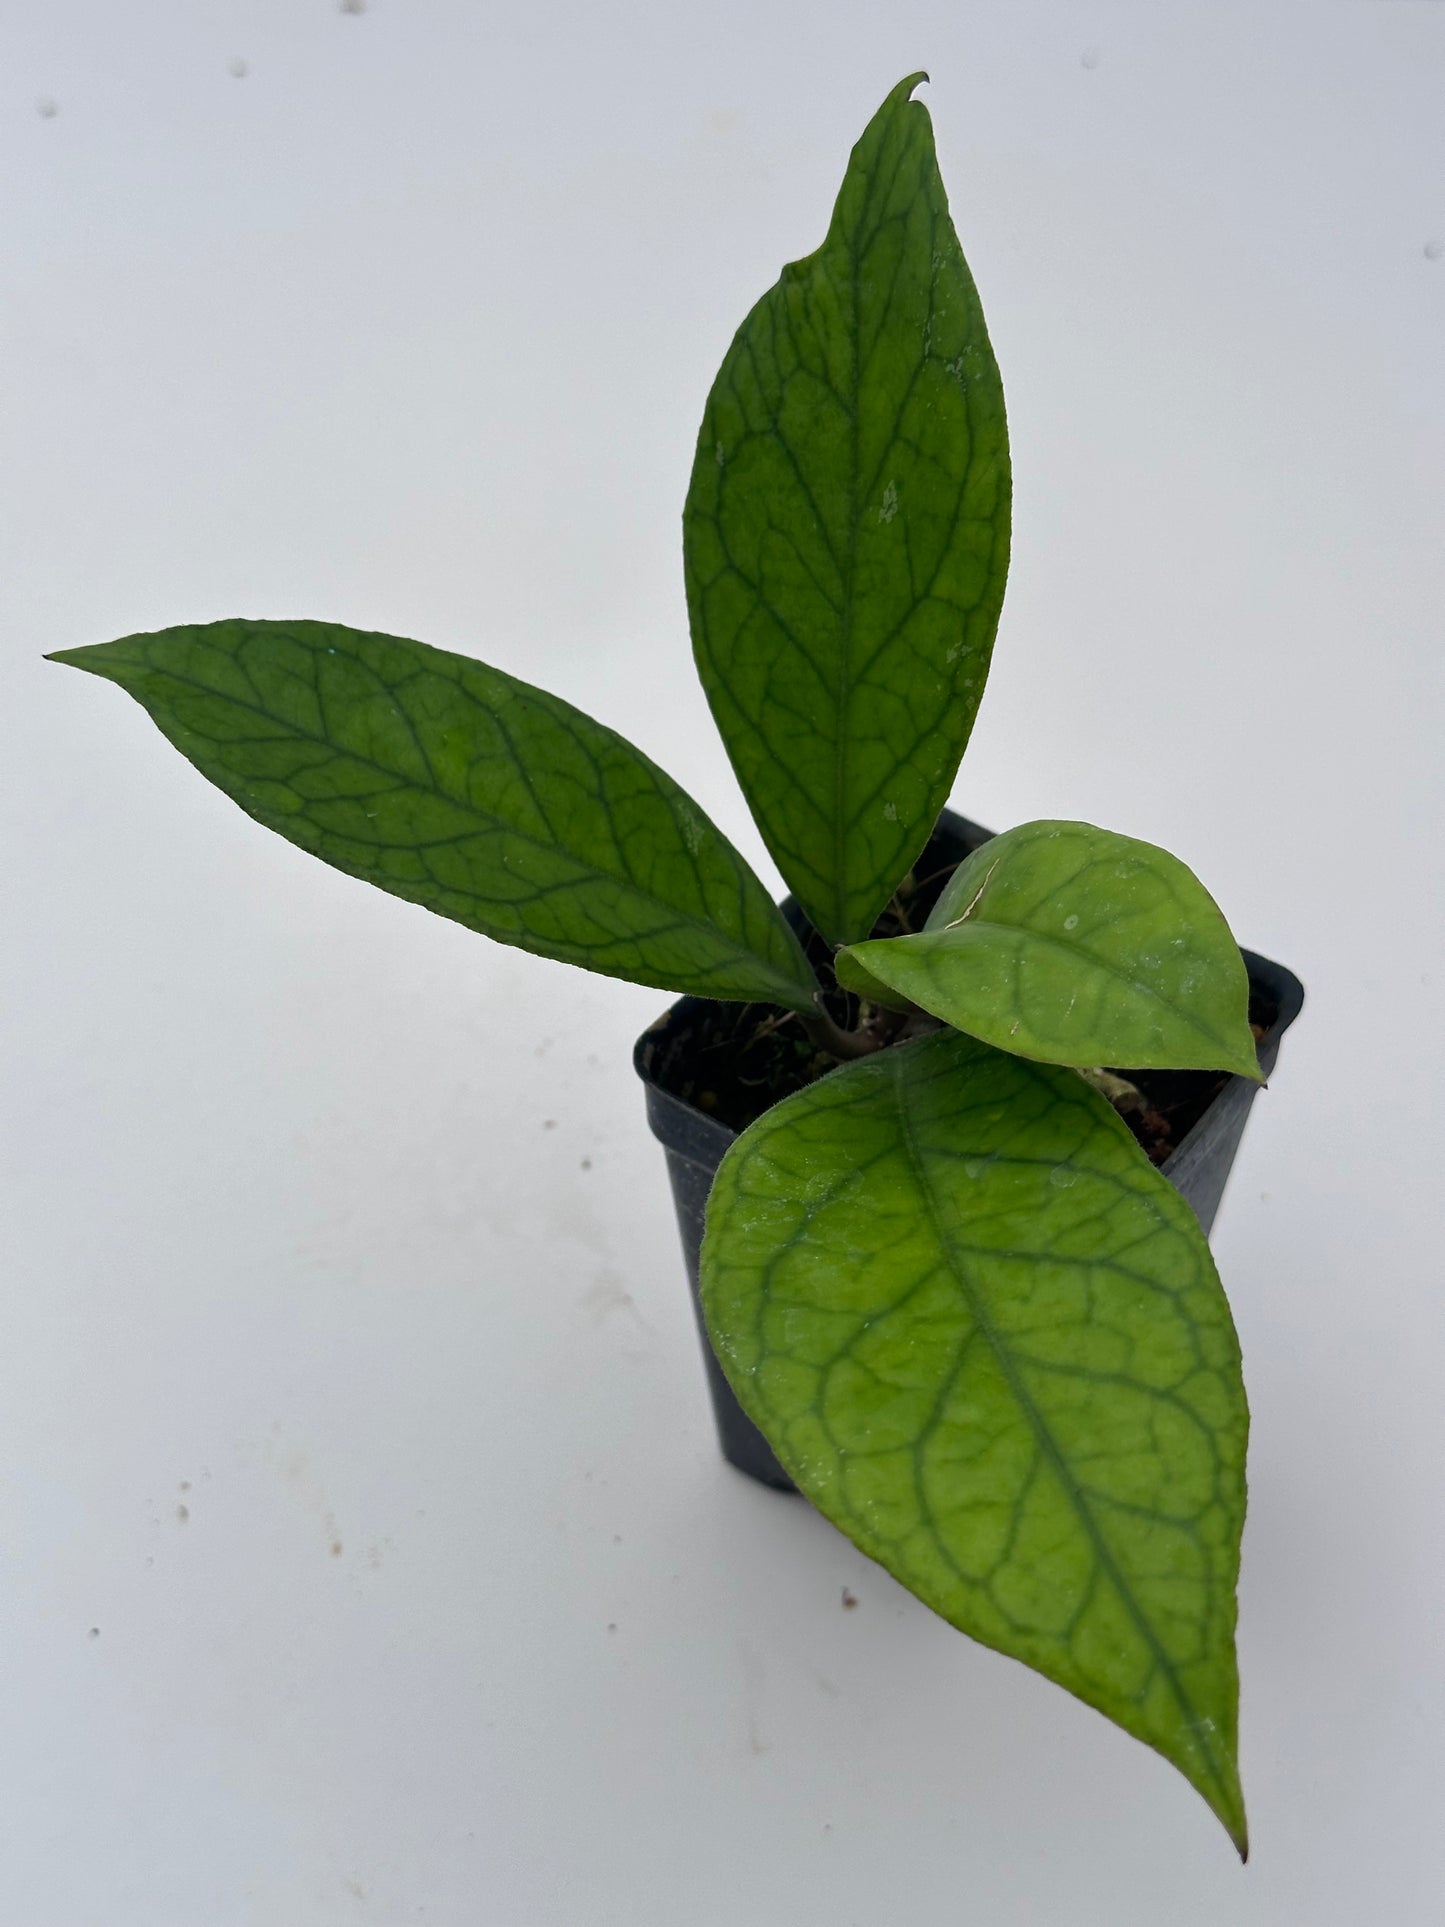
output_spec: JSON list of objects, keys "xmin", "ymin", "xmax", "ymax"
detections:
[{"xmin": 800, "ymin": 995, "xmax": 885, "ymax": 1062}]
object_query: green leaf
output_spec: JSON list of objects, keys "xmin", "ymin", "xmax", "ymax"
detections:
[
  {"xmin": 833, "ymin": 919, "xmax": 930, "ymax": 1013},
  {"xmin": 831, "ymin": 946, "xmax": 919, "ymax": 1015},
  {"xmin": 50, "ymin": 619, "xmax": 821, "ymax": 1010},
  {"xmin": 684, "ymin": 74, "xmax": 1010, "ymax": 947},
  {"xmin": 838, "ymin": 821, "xmax": 1260, "ymax": 1077},
  {"xmin": 702, "ymin": 1029, "xmax": 1249, "ymax": 1854}
]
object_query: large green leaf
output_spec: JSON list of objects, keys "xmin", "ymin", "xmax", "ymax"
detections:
[
  {"xmin": 684, "ymin": 74, "xmax": 1010, "ymax": 946},
  {"xmin": 837, "ymin": 820, "xmax": 1259, "ymax": 1076},
  {"xmin": 50, "ymin": 619, "xmax": 820, "ymax": 1010},
  {"xmin": 702, "ymin": 1028, "xmax": 1249, "ymax": 1854}
]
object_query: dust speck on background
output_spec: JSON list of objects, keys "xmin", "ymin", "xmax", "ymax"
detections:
[
  {"xmin": 1081, "ymin": 46, "xmax": 1101, "ymax": 70},
  {"xmin": 176, "ymin": 1503, "xmax": 190, "ymax": 1524},
  {"xmin": 340, "ymin": 0, "xmax": 367, "ymax": 13},
  {"xmin": 1425, "ymin": 239, "xmax": 1443, "ymax": 262},
  {"xmin": 841, "ymin": 1587, "xmax": 858, "ymax": 1609},
  {"xmin": 36, "ymin": 96, "xmax": 59, "ymax": 119},
  {"xmin": 227, "ymin": 57, "xmax": 249, "ymax": 80},
  {"xmin": 87, "ymin": 1627, "xmax": 100, "ymax": 1640}
]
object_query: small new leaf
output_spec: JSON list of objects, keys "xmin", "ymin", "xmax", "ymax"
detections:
[
  {"xmin": 50, "ymin": 619, "xmax": 820, "ymax": 1010},
  {"xmin": 701, "ymin": 1028, "xmax": 1250, "ymax": 1854},
  {"xmin": 839, "ymin": 821, "xmax": 1260, "ymax": 1076},
  {"xmin": 684, "ymin": 74, "xmax": 1010, "ymax": 946}
]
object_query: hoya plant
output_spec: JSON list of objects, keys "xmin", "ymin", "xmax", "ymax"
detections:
[{"xmin": 52, "ymin": 76, "xmax": 1263, "ymax": 1854}]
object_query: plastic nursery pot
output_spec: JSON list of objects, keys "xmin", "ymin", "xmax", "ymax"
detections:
[{"xmin": 634, "ymin": 809, "xmax": 1305, "ymax": 1493}]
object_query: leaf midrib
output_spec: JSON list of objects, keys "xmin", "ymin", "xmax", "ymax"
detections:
[
  {"xmin": 889, "ymin": 1048, "xmax": 1237, "ymax": 1819},
  {"xmin": 830, "ymin": 195, "xmax": 865, "ymax": 942}
]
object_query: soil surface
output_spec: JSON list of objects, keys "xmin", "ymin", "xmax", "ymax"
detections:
[{"xmin": 640, "ymin": 820, "xmax": 1278, "ymax": 1167}]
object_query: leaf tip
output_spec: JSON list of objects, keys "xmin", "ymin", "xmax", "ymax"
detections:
[
  {"xmin": 46, "ymin": 642, "xmax": 131, "ymax": 686},
  {"xmin": 47, "ymin": 640, "xmax": 130, "ymax": 676},
  {"xmin": 1235, "ymin": 1045, "xmax": 1267, "ymax": 1085},
  {"xmin": 1192, "ymin": 1748, "xmax": 1248, "ymax": 1860},
  {"xmin": 1199, "ymin": 1749, "xmax": 1249, "ymax": 1861},
  {"xmin": 885, "ymin": 71, "xmax": 930, "ymax": 113}
]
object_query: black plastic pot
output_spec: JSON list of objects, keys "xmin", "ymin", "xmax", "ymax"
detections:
[{"xmin": 635, "ymin": 809, "xmax": 1304, "ymax": 1493}]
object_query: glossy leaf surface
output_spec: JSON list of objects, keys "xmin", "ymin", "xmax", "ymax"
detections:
[
  {"xmin": 702, "ymin": 1028, "xmax": 1249, "ymax": 1852},
  {"xmin": 838, "ymin": 821, "xmax": 1259, "ymax": 1075},
  {"xmin": 684, "ymin": 74, "xmax": 1011, "ymax": 945},
  {"xmin": 831, "ymin": 945, "xmax": 918, "ymax": 1014},
  {"xmin": 51, "ymin": 620, "xmax": 820, "ymax": 1009}
]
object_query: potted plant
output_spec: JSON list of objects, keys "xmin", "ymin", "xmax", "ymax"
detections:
[{"xmin": 49, "ymin": 74, "xmax": 1300, "ymax": 1857}]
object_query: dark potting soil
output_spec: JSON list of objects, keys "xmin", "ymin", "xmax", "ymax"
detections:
[{"xmin": 641, "ymin": 822, "xmax": 1278, "ymax": 1168}]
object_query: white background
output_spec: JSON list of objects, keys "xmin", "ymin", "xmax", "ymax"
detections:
[{"xmin": 2, "ymin": 3, "xmax": 1441, "ymax": 1922}]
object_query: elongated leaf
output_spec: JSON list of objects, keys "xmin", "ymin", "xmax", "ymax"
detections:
[
  {"xmin": 684, "ymin": 75, "xmax": 1010, "ymax": 946},
  {"xmin": 50, "ymin": 619, "xmax": 820, "ymax": 1010},
  {"xmin": 838, "ymin": 820, "xmax": 1259, "ymax": 1076},
  {"xmin": 702, "ymin": 1029, "xmax": 1249, "ymax": 1853}
]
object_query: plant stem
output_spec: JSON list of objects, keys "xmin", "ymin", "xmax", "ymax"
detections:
[{"xmin": 800, "ymin": 995, "xmax": 884, "ymax": 1061}]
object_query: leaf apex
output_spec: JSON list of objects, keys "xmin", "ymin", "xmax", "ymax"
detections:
[
  {"xmin": 1225, "ymin": 1803, "xmax": 1250, "ymax": 1863},
  {"xmin": 877, "ymin": 71, "xmax": 930, "ymax": 121},
  {"xmin": 47, "ymin": 640, "xmax": 140, "ymax": 679},
  {"xmin": 1229, "ymin": 1038, "xmax": 1267, "ymax": 1084}
]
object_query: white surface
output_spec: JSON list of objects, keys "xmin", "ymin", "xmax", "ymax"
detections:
[{"xmin": 2, "ymin": 4, "xmax": 1442, "ymax": 1922}]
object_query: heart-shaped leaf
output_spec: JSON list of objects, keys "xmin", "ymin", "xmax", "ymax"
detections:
[
  {"xmin": 837, "ymin": 820, "xmax": 1259, "ymax": 1076},
  {"xmin": 702, "ymin": 1028, "xmax": 1249, "ymax": 1854},
  {"xmin": 50, "ymin": 619, "xmax": 820, "ymax": 1010},
  {"xmin": 684, "ymin": 74, "xmax": 1011, "ymax": 946}
]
